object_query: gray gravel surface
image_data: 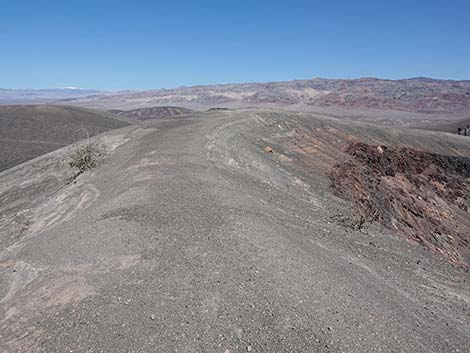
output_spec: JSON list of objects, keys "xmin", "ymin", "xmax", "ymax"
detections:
[{"xmin": 0, "ymin": 109, "xmax": 469, "ymax": 352}]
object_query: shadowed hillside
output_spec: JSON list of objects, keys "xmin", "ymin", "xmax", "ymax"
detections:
[{"xmin": 0, "ymin": 105, "xmax": 130, "ymax": 172}]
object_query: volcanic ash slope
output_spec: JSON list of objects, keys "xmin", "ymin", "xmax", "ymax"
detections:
[{"xmin": 0, "ymin": 109, "xmax": 469, "ymax": 352}]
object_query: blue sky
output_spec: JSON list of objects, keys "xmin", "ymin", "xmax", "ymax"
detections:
[{"xmin": 1, "ymin": 0, "xmax": 469, "ymax": 90}]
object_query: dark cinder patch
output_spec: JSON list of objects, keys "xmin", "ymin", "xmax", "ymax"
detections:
[{"xmin": 330, "ymin": 141, "xmax": 470, "ymax": 266}]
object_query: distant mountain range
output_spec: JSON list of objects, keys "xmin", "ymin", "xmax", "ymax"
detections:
[
  {"xmin": 57, "ymin": 77, "xmax": 470, "ymax": 115},
  {"xmin": 2, "ymin": 77, "xmax": 470, "ymax": 116}
]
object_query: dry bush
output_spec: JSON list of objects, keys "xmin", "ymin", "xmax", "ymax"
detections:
[
  {"xmin": 68, "ymin": 143, "xmax": 102, "ymax": 180},
  {"xmin": 352, "ymin": 201, "xmax": 380, "ymax": 230},
  {"xmin": 331, "ymin": 202, "xmax": 379, "ymax": 231}
]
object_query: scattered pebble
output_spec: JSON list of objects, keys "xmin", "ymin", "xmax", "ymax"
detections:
[{"xmin": 264, "ymin": 146, "xmax": 274, "ymax": 153}]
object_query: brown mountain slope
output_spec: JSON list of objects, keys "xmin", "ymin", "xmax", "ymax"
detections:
[
  {"xmin": 0, "ymin": 105, "xmax": 130, "ymax": 172},
  {"xmin": 313, "ymin": 77, "xmax": 470, "ymax": 114}
]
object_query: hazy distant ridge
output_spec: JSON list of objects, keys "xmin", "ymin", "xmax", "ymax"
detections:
[{"xmin": 0, "ymin": 88, "xmax": 105, "ymax": 104}]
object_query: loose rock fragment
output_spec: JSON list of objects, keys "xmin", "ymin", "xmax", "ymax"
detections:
[{"xmin": 264, "ymin": 146, "xmax": 274, "ymax": 153}]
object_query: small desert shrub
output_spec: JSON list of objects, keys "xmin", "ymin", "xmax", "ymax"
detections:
[
  {"xmin": 331, "ymin": 201, "xmax": 379, "ymax": 231},
  {"xmin": 352, "ymin": 202, "xmax": 379, "ymax": 230},
  {"xmin": 68, "ymin": 143, "xmax": 102, "ymax": 179}
]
